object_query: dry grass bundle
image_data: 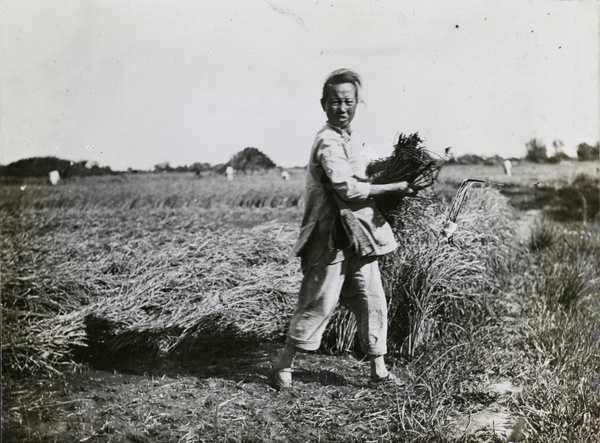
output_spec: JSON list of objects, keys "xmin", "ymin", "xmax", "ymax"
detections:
[
  {"xmin": 84, "ymin": 269, "xmax": 299, "ymax": 360},
  {"xmin": 2, "ymin": 210, "xmax": 122, "ymax": 377},
  {"xmin": 366, "ymin": 133, "xmax": 442, "ymax": 221},
  {"xmin": 321, "ymin": 307, "xmax": 358, "ymax": 355},
  {"xmin": 529, "ymin": 217, "xmax": 557, "ymax": 251},
  {"xmin": 368, "ymin": 133, "xmax": 441, "ymax": 188},
  {"xmin": 325, "ymin": 187, "xmax": 517, "ymax": 359},
  {"xmin": 530, "ymin": 218, "xmax": 599, "ymax": 310}
]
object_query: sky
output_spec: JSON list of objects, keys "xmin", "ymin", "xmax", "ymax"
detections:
[{"xmin": 1, "ymin": 0, "xmax": 598, "ymax": 171}]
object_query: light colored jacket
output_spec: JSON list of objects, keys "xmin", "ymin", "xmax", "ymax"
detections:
[{"xmin": 291, "ymin": 123, "xmax": 398, "ymax": 262}]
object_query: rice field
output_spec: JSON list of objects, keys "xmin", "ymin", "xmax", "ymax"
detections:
[
  {"xmin": 2, "ymin": 161, "xmax": 600, "ymax": 442},
  {"xmin": 437, "ymin": 159, "xmax": 599, "ymax": 188},
  {"xmin": 3, "ymin": 172, "xmax": 306, "ymax": 211}
]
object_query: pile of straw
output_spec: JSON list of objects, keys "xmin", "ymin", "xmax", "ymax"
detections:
[
  {"xmin": 2, "ymin": 206, "xmax": 301, "ymax": 377},
  {"xmin": 324, "ymin": 187, "xmax": 516, "ymax": 359},
  {"xmin": 2, "ymin": 309, "xmax": 87, "ymax": 376},
  {"xmin": 81, "ymin": 219, "xmax": 301, "ymax": 361},
  {"xmin": 84, "ymin": 268, "xmax": 299, "ymax": 359}
]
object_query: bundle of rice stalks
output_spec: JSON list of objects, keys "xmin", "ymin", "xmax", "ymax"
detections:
[
  {"xmin": 367, "ymin": 133, "xmax": 442, "ymax": 221},
  {"xmin": 528, "ymin": 219, "xmax": 599, "ymax": 310},
  {"xmin": 325, "ymin": 188, "xmax": 517, "ymax": 359},
  {"xmin": 2, "ymin": 206, "xmax": 302, "ymax": 375},
  {"xmin": 368, "ymin": 132, "xmax": 441, "ymax": 188},
  {"xmin": 322, "ymin": 307, "xmax": 358, "ymax": 355}
]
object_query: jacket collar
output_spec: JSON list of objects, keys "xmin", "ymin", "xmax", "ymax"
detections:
[{"xmin": 326, "ymin": 122, "xmax": 352, "ymax": 141}]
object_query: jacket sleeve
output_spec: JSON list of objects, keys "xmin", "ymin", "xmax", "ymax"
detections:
[{"xmin": 316, "ymin": 134, "xmax": 371, "ymax": 202}]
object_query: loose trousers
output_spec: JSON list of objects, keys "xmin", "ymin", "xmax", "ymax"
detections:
[{"xmin": 286, "ymin": 241, "xmax": 388, "ymax": 356}]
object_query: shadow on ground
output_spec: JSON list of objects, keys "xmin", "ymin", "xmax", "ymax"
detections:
[{"xmin": 84, "ymin": 340, "xmax": 282, "ymax": 385}]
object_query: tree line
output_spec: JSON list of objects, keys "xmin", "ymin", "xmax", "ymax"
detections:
[
  {"xmin": 524, "ymin": 139, "xmax": 599, "ymax": 163},
  {"xmin": 2, "ymin": 141, "xmax": 597, "ymax": 179},
  {"xmin": 154, "ymin": 147, "xmax": 277, "ymax": 175},
  {"xmin": 0, "ymin": 148, "xmax": 278, "ymax": 179},
  {"xmin": 448, "ymin": 139, "xmax": 598, "ymax": 165}
]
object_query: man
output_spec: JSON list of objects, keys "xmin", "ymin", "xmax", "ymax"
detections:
[{"xmin": 274, "ymin": 69, "xmax": 416, "ymax": 388}]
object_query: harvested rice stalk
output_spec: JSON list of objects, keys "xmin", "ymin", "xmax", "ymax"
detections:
[
  {"xmin": 367, "ymin": 132, "xmax": 442, "ymax": 189},
  {"xmin": 366, "ymin": 132, "xmax": 442, "ymax": 222}
]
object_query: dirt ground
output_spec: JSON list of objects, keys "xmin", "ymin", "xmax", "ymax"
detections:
[
  {"xmin": 3, "ymin": 341, "xmax": 524, "ymax": 442},
  {"xmin": 3, "ymin": 342, "xmax": 418, "ymax": 442}
]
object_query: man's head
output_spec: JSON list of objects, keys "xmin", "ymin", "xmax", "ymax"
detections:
[{"xmin": 320, "ymin": 69, "xmax": 361, "ymax": 130}]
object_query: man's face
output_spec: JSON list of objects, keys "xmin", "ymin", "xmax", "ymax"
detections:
[{"xmin": 323, "ymin": 83, "xmax": 358, "ymax": 130}]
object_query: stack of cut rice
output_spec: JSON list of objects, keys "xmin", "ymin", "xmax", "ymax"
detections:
[{"xmin": 366, "ymin": 132, "xmax": 442, "ymax": 223}]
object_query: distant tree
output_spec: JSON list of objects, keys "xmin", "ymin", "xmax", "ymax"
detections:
[
  {"xmin": 548, "ymin": 152, "xmax": 572, "ymax": 164},
  {"xmin": 88, "ymin": 162, "xmax": 113, "ymax": 175},
  {"xmin": 154, "ymin": 162, "xmax": 173, "ymax": 173},
  {"xmin": 546, "ymin": 139, "xmax": 569, "ymax": 163},
  {"xmin": 552, "ymin": 139, "xmax": 565, "ymax": 157},
  {"xmin": 190, "ymin": 162, "xmax": 212, "ymax": 173},
  {"xmin": 455, "ymin": 154, "xmax": 484, "ymax": 165},
  {"xmin": 0, "ymin": 156, "xmax": 69, "ymax": 177},
  {"xmin": 525, "ymin": 138, "xmax": 547, "ymax": 163},
  {"xmin": 229, "ymin": 147, "xmax": 276, "ymax": 173},
  {"xmin": 483, "ymin": 155, "xmax": 503, "ymax": 166},
  {"xmin": 577, "ymin": 142, "xmax": 599, "ymax": 161},
  {"xmin": 212, "ymin": 163, "xmax": 228, "ymax": 175}
]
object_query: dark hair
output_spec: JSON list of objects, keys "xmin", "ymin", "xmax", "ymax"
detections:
[{"xmin": 320, "ymin": 68, "xmax": 362, "ymax": 109}]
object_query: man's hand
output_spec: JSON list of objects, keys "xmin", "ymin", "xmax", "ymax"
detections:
[
  {"xmin": 392, "ymin": 181, "xmax": 418, "ymax": 196},
  {"xmin": 368, "ymin": 181, "xmax": 419, "ymax": 197},
  {"xmin": 392, "ymin": 181, "xmax": 409, "ymax": 192}
]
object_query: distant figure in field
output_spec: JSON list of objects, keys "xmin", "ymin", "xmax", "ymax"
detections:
[
  {"xmin": 281, "ymin": 170, "xmax": 290, "ymax": 181},
  {"xmin": 49, "ymin": 170, "xmax": 60, "ymax": 185},
  {"xmin": 226, "ymin": 166, "xmax": 235, "ymax": 181},
  {"xmin": 503, "ymin": 159, "xmax": 512, "ymax": 177}
]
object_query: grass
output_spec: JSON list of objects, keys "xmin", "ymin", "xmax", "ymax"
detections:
[
  {"xmin": 436, "ymin": 159, "xmax": 598, "ymax": 190},
  {"xmin": 469, "ymin": 218, "xmax": 600, "ymax": 441},
  {"xmin": 529, "ymin": 216, "xmax": 557, "ymax": 251},
  {"xmin": 2, "ymin": 163, "xmax": 600, "ymax": 442}
]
